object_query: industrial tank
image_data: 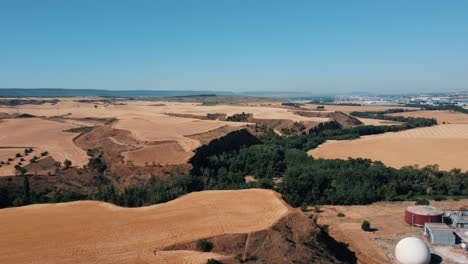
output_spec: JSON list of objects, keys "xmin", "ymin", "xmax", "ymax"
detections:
[{"xmin": 405, "ymin": 206, "xmax": 443, "ymax": 226}]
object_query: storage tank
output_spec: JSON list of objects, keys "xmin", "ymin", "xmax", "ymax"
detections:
[
  {"xmin": 405, "ymin": 206, "xmax": 443, "ymax": 226},
  {"xmin": 395, "ymin": 237, "xmax": 431, "ymax": 264}
]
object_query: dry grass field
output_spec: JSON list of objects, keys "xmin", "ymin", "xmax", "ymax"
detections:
[
  {"xmin": 0, "ymin": 189, "xmax": 291, "ymax": 264},
  {"xmin": 312, "ymin": 199, "xmax": 468, "ymax": 264},
  {"xmin": 387, "ymin": 110, "xmax": 468, "ymax": 124},
  {"xmin": 0, "ymin": 118, "xmax": 88, "ymax": 176},
  {"xmin": 309, "ymin": 124, "xmax": 468, "ymax": 171}
]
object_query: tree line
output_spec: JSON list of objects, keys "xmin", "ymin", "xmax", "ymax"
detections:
[
  {"xmin": 1, "ymin": 112, "xmax": 465, "ymax": 209},
  {"xmin": 404, "ymin": 104, "xmax": 468, "ymax": 114}
]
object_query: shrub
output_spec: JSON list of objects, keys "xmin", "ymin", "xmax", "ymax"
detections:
[
  {"xmin": 41, "ymin": 151, "xmax": 49, "ymax": 156},
  {"xmin": 13, "ymin": 197, "xmax": 24, "ymax": 207},
  {"xmin": 361, "ymin": 220, "xmax": 371, "ymax": 231},
  {"xmin": 207, "ymin": 259, "xmax": 222, "ymax": 264},
  {"xmin": 226, "ymin": 112, "xmax": 252, "ymax": 122},
  {"xmin": 433, "ymin": 196, "xmax": 446, "ymax": 201},
  {"xmin": 16, "ymin": 153, "xmax": 22, "ymax": 158},
  {"xmin": 196, "ymin": 239, "xmax": 213, "ymax": 252},
  {"xmin": 337, "ymin": 212, "xmax": 345, "ymax": 217},
  {"xmin": 20, "ymin": 158, "xmax": 25, "ymax": 161},
  {"xmin": 415, "ymin": 198, "xmax": 430, "ymax": 205},
  {"xmin": 313, "ymin": 206, "xmax": 322, "ymax": 213},
  {"xmin": 318, "ymin": 223, "xmax": 329, "ymax": 233},
  {"xmin": 64, "ymin": 159, "xmax": 72, "ymax": 169},
  {"xmin": 300, "ymin": 203, "xmax": 308, "ymax": 212}
]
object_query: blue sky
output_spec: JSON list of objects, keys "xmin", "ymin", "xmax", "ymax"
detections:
[{"xmin": 1, "ymin": 0, "xmax": 467, "ymax": 93}]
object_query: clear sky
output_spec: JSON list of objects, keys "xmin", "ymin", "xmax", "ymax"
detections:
[{"xmin": 1, "ymin": 0, "xmax": 467, "ymax": 93}]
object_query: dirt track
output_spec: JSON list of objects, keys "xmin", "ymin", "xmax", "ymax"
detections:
[
  {"xmin": 309, "ymin": 124, "xmax": 468, "ymax": 171},
  {"xmin": 0, "ymin": 189, "xmax": 291, "ymax": 264}
]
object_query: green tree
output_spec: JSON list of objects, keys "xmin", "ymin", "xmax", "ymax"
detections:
[
  {"xmin": 196, "ymin": 239, "xmax": 213, "ymax": 252},
  {"xmin": 13, "ymin": 197, "xmax": 24, "ymax": 207},
  {"xmin": 361, "ymin": 220, "xmax": 371, "ymax": 231},
  {"xmin": 415, "ymin": 198, "xmax": 430, "ymax": 205},
  {"xmin": 23, "ymin": 173, "xmax": 31, "ymax": 205},
  {"xmin": 64, "ymin": 159, "xmax": 72, "ymax": 169},
  {"xmin": 207, "ymin": 259, "xmax": 222, "ymax": 264}
]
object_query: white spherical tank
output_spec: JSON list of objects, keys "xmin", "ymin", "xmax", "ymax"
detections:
[{"xmin": 395, "ymin": 237, "xmax": 431, "ymax": 264}]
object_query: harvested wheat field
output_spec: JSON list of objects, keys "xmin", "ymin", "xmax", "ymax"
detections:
[
  {"xmin": 0, "ymin": 100, "xmax": 328, "ymax": 122},
  {"xmin": 0, "ymin": 99, "xmax": 338, "ymax": 167},
  {"xmin": 0, "ymin": 148, "xmax": 27, "ymax": 176},
  {"xmin": 123, "ymin": 142, "xmax": 195, "ymax": 166},
  {"xmin": 0, "ymin": 148, "xmax": 24, "ymax": 161},
  {"xmin": 302, "ymin": 103, "xmax": 418, "ymax": 114},
  {"xmin": 113, "ymin": 117, "xmax": 245, "ymax": 152},
  {"xmin": 312, "ymin": 199, "xmax": 468, "ymax": 264},
  {"xmin": 355, "ymin": 117, "xmax": 402, "ymax": 126},
  {"xmin": 0, "ymin": 118, "xmax": 88, "ymax": 176},
  {"xmin": 309, "ymin": 124, "xmax": 468, "ymax": 171},
  {"xmin": 0, "ymin": 189, "xmax": 291, "ymax": 264},
  {"xmin": 158, "ymin": 103, "xmax": 330, "ymax": 122},
  {"xmin": 387, "ymin": 110, "xmax": 468, "ymax": 124}
]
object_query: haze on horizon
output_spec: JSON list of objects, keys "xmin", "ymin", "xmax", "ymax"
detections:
[{"xmin": 1, "ymin": 0, "xmax": 467, "ymax": 94}]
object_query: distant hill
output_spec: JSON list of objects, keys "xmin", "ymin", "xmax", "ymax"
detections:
[{"xmin": 0, "ymin": 88, "xmax": 233, "ymax": 97}]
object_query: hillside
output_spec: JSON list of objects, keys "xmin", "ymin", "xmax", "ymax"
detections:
[{"xmin": 0, "ymin": 189, "xmax": 355, "ymax": 264}]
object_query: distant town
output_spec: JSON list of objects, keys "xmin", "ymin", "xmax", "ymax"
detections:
[{"xmin": 335, "ymin": 92, "xmax": 468, "ymax": 107}]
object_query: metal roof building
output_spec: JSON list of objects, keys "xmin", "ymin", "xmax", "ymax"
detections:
[
  {"xmin": 450, "ymin": 215, "xmax": 468, "ymax": 229},
  {"xmin": 424, "ymin": 223, "xmax": 456, "ymax": 245}
]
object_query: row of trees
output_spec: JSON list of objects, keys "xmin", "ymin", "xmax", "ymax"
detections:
[{"xmin": 350, "ymin": 109, "xmax": 437, "ymax": 128}]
